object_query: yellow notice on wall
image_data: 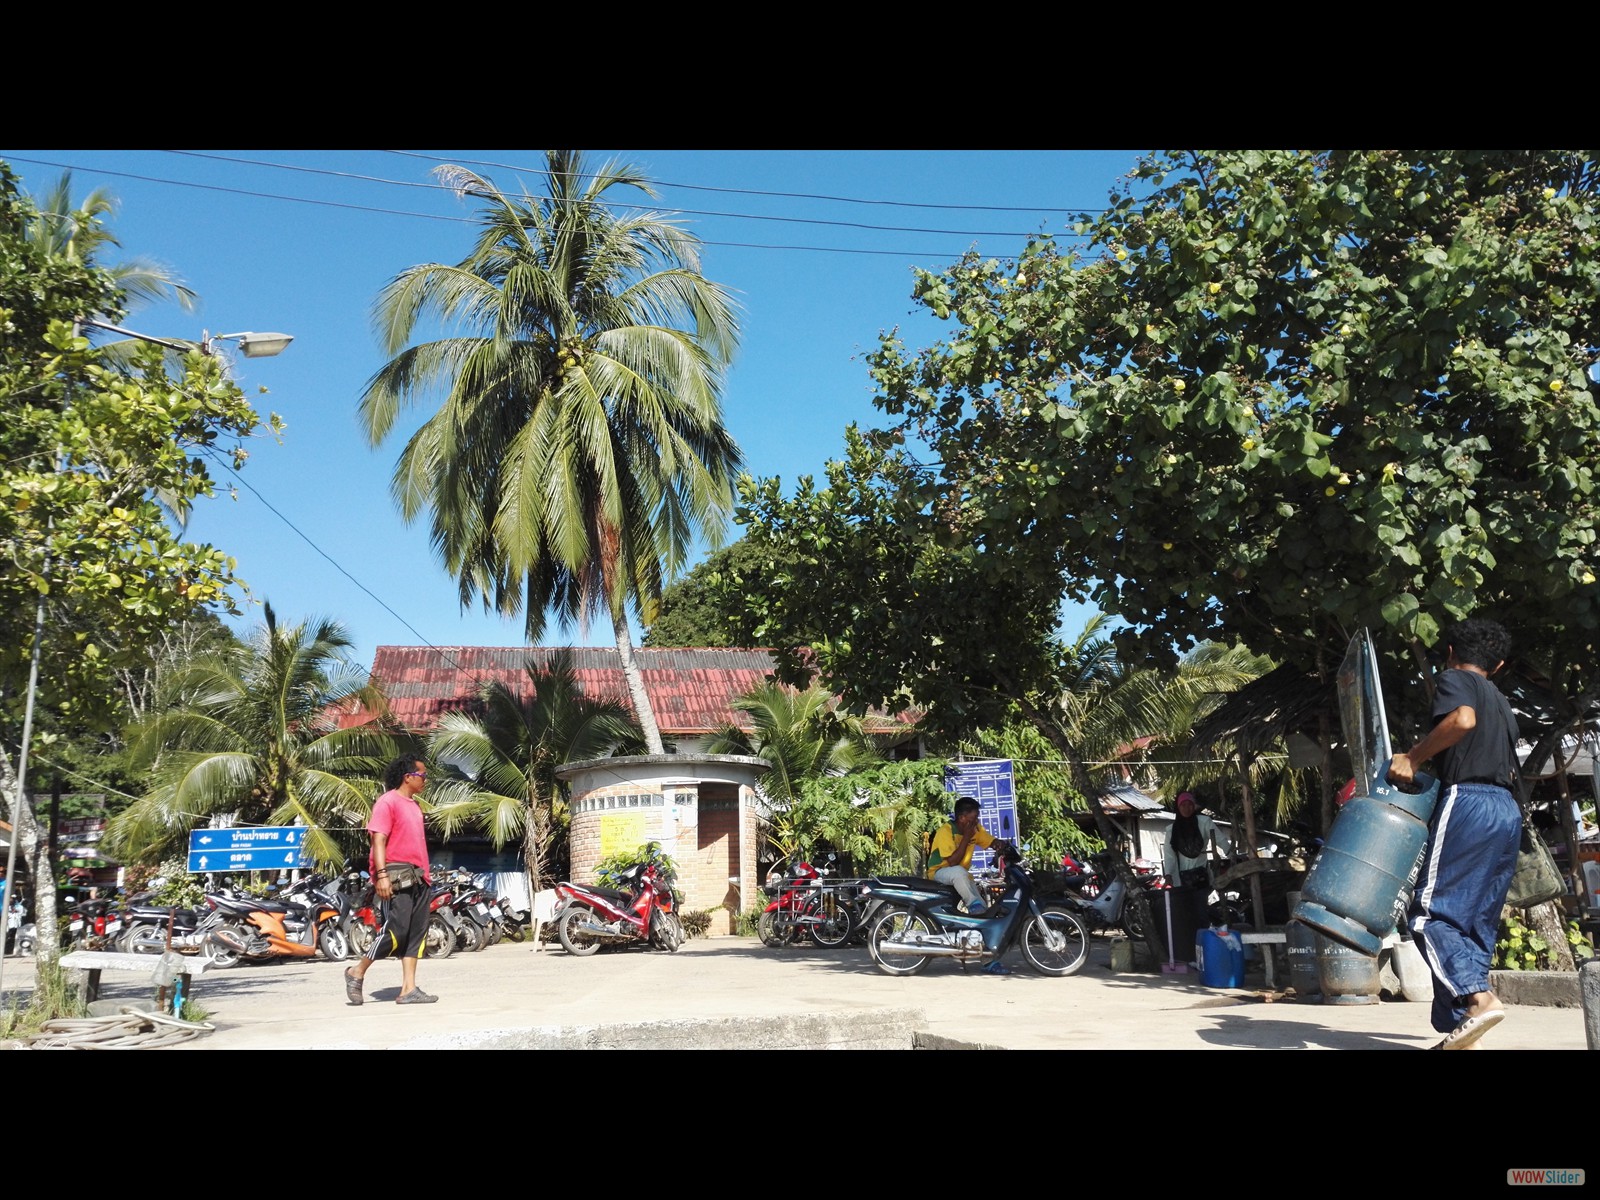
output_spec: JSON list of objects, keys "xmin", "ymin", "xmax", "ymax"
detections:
[{"xmin": 599, "ymin": 812, "xmax": 647, "ymax": 857}]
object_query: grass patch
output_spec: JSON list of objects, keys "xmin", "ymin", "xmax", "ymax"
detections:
[{"xmin": 0, "ymin": 954, "xmax": 87, "ymax": 1039}]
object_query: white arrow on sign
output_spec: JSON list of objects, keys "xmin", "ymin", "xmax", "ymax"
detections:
[
  {"xmin": 198, "ymin": 855, "xmax": 210, "ymax": 869},
  {"xmin": 199, "ymin": 835, "xmax": 214, "ymax": 845}
]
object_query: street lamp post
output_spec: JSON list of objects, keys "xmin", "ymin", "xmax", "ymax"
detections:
[{"xmin": 0, "ymin": 318, "xmax": 291, "ymax": 994}]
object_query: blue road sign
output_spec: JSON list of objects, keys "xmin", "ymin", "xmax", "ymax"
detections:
[{"xmin": 186, "ymin": 826, "xmax": 310, "ymax": 873}]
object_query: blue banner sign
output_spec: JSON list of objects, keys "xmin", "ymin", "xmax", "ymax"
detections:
[
  {"xmin": 944, "ymin": 759, "xmax": 1018, "ymax": 871},
  {"xmin": 187, "ymin": 826, "xmax": 310, "ymax": 873}
]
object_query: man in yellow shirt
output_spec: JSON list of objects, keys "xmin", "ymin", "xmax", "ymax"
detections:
[{"xmin": 926, "ymin": 798, "xmax": 995, "ymax": 914}]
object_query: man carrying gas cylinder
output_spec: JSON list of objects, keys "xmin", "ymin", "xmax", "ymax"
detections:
[{"xmin": 1386, "ymin": 618, "xmax": 1521, "ymax": 1050}]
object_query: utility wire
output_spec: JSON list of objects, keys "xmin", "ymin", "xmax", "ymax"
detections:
[
  {"xmin": 384, "ymin": 148, "xmax": 1111, "ymax": 215},
  {"xmin": 166, "ymin": 149, "xmax": 1088, "ymax": 237},
  {"xmin": 4, "ymin": 153, "xmax": 1095, "ymax": 261}
]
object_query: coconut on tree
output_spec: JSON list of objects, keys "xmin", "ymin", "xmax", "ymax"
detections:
[{"xmin": 360, "ymin": 150, "xmax": 742, "ymax": 753}]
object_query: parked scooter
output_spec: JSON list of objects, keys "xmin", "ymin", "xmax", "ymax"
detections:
[
  {"xmin": 860, "ymin": 844, "xmax": 1091, "ymax": 977},
  {"xmin": 205, "ymin": 874, "xmax": 347, "ymax": 966},
  {"xmin": 1043, "ymin": 851, "xmax": 1158, "ymax": 941},
  {"xmin": 555, "ymin": 843, "xmax": 684, "ymax": 956}
]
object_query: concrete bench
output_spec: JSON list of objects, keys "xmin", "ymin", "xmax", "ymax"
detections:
[{"xmin": 58, "ymin": 951, "xmax": 212, "ymax": 1015}]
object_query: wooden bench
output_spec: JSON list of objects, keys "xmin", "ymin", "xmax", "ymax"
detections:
[{"xmin": 58, "ymin": 951, "xmax": 212, "ymax": 1015}]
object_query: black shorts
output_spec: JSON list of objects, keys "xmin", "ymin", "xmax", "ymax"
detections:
[{"xmin": 367, "ymin": 879, "xmax": 429, "ymax": 961}]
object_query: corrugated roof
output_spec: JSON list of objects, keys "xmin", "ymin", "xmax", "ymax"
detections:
[{"xmin": 359, "ymin": 646, "xmax": 780, "ymax": 735}]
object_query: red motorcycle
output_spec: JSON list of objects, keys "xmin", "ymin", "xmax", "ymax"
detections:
[
  {"xmin": 555, "ymin": 844, "xmax": 684, "ymax": 956},
  {"xmin": 759, "ymin": 852, "xmax": 853, "ymax": 948}
]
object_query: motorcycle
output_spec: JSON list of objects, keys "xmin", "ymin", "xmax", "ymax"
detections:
[
  {"xmin": 64, "ymin": 898, "xmax": 123, "ymax": 951},
  {"xmin": 759, "ymin": 852, "xmax": 854, "ymax": 948},
  {"xmin": 496, "ymin": 894, "xmax": 531, "ymax": 943},
  {"xmin": 205, "ymin": 873, "xmax": 348, "ymax": 966},
  {"xmin": 122, "ymin": 899, "xmax": 214, "ymax": 955},
  {"xmin": 445, "ymin": 869, "xmax": 497, "ymax": 953},
  {"xmin": 1041, "ymin": 851, "xmax": 1158, "ymax": 941},
  {"xmin": 555, "ymin": 842, "xmax": 684, "ymax": 956},
  {"xmin": 334, "ymin": 867, "xmax": 381, "ymax": 958},
  {"xmin": 860, "ymin": 845, "xmax": 1091, "ymax": 977},
  {"xmin": 423, "ymin": 873, "xmax": 463, "ymax": 959}
]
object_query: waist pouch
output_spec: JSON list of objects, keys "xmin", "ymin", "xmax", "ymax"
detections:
[{"xmin": 387, "ymin": 862, "xmax": 424, "ymax": 891}]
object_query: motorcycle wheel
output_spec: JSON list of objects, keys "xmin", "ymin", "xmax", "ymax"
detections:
[
  {"xmin": 348, "ymin": 921, "xmax": 376, "ymax": 958},
  {"xmin": 424, "ymin": 916, "xmax": 456, "ymax": 959},
  {"xmin": 651, "ymin": 910, "xmax": 684, "ymax": 953},
  {"xmin": 758, "ymin": 909, "xmax": 791, "ymax": 948},
  {"xmin": 319, "ymin": 925, "xmax": 351, "ymax": 963},
  {"xmin": 466, "ymin": 921, "xmax": 491, "ymax": 952},
  {"xmin": 1024, "ymin": 908, "xmax": 1091, "ymax": 977},
  {"xmin": 1122, "ymin": 893, "xmax": 1149, "ymax": 943},
  {"xmin": 125, "ymin": 924, "xmax": 168, "ymax": 955},
  {"xmin": 866, "ymin": 906, "xmax": 934, "ymax": 977},
  {"xmin": 557, "ymin": 905, "xmax": 603, "ymax": 957},
  {"xmin": 807, "ymin": 895, "xmax": 854, "ymax": 949},
  {"xmin": 202, "ymin": 921, "xmax": 244, "ymax": 969}
]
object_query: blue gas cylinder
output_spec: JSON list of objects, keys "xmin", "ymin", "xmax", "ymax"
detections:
[
  {"xmin": 1291, "ymin": 772, "xmax": 1438, "ymax": 956},
  {"xmin": 1196, "ymin": 927, "xmax": 1244, "ymax": 988}
]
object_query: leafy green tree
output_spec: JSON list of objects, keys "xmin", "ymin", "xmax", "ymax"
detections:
[
  {"xmin": 870, "ymin": 150, "xmax": 1600, "ymax": 693},
  {"xmin": 737, "ymin": 150, "xmax": 1600, "ymax": 833},
  {"xmin": 0, "ymin": 163, "xmax": 270, "ymax": 953},
  {"xmin": 360, "ymin": 151, "xmax": 743, "ymax": 754},
  {"xmin": 424, "ymin": 653, "xmax": 644, "ymax": 892},
  {"xmin": 786, "ymin": 758, "xmax": 950, "ymax": 876},
  {"xmin": 644, "ymin": 539, "xmax": 778, "ymax": 648},
  {"xmin": 104, "ymin": 605, "xmax": 398, "ymax": 869}
]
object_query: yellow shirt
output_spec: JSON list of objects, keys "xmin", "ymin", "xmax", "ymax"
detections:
[{"xmin": 926, "ymin": 820, "xmax": 994, "ymax": 877}]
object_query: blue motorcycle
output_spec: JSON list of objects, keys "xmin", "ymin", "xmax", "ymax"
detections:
[{"xmin": 860, "ymin": 847, "xmax": 1090, "ymax": 977}]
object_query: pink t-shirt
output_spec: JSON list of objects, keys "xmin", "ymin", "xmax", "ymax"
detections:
[{"xmin": 368, "ymin": 788, "xmax": 430, "ymax": 883}]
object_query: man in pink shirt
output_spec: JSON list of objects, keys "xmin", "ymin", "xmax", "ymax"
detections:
[{"xmin": 344, "ymin": 756, "xmax": 437, "ymax": 1005}]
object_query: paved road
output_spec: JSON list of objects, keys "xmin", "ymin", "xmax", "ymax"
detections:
[{"xmin": 1, "ymin": 935, "xmax": 1588, "ymax": 1050}]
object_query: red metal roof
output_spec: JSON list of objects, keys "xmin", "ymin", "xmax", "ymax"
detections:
[{"xmin": 359, "ymin": 646, "xmax": 782, "ymax": 735}]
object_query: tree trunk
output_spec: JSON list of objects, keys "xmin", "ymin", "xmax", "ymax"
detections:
[
  {"xmin": 1524, "ymin": 899, "xmax": 1576, "ymax": 971},
  {"xmin": 0, "ymin": 753, "xmax": 57, "ymax": 961},
  {"xmin": 612, "ymin": 611, "xmax": 664, "ymax": 755}
]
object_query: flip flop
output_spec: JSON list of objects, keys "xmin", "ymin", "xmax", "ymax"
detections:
[
  {"xmin": 1435, "ymin": 1007, "xmax": 1504, "ymax": 1050},
  {"xmin": 343, "ymin": 967, "xmax": 363, "ymax": 1006}
]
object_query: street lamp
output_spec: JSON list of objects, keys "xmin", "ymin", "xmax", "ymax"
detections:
[
  {"xmin": 0, "ymin": 317, "xmax": 292, "ymax": 993},
  {"xmin": 79, "ymin": 319, "xmax": 293, "ymax": 360}
]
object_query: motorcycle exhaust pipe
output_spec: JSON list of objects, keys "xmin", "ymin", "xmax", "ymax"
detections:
[
  {"xmin": 209, "ymin": 927, "xmax": 249, "ymax": 953},
  {"xmin": 876, "ymin": 939, "xmax": 981, "ymax": 959}
]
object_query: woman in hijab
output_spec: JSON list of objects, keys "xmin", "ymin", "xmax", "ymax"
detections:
[{"xmin": 1163, "ymin": 792, "xmax": 1218, "ymax": 888}]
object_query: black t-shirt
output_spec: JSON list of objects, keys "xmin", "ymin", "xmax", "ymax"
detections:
[{"xmin": 1432, "ymin": 668, "xmax": 1518, "ymax": 788}]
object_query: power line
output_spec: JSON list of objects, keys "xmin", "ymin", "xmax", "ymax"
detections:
[
  {"xmin": 385, "ymin": 148, "xmax": 1109, "ymax": 215},
  {"xmin": 159, "ymin": 151, "xmax": 1088, "ymax": 238},
  {"xmin": 4, "ymin": 152, "xmax": 1094, "ymax": 261}
]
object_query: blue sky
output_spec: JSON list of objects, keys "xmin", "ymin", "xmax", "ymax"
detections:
[{"xmin": 2, "ymin": 149, "xmax": 1143, "ymax": 666}]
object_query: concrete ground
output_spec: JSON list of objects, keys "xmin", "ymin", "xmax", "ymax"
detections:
[{"xmin": 0, "ymin": 935, "xmax": 1588, "ymax": 1050}]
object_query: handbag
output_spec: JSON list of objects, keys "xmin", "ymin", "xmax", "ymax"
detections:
[{"xmin": 1504, "ymin": 820, "xmax": 1563, "ymax": 908}]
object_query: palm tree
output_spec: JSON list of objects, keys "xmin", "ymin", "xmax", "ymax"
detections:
[
  {"xmin": 360, "ymin": 151, "xmax": 742, "ymax": 754},
  {"xmin": 423, "ymin": 653, "xmax": 644, "ymax": 892},
  {"xmin": 103, "ymin": 604, "xmax": 399, "ymax": 868},
  {"xmin": 705, "ymin": 680, "xmax": 882, "ymax": 860},
  {"xmin": 25, "ymin": 171, "xmax": 197, "ymax": 313}
]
